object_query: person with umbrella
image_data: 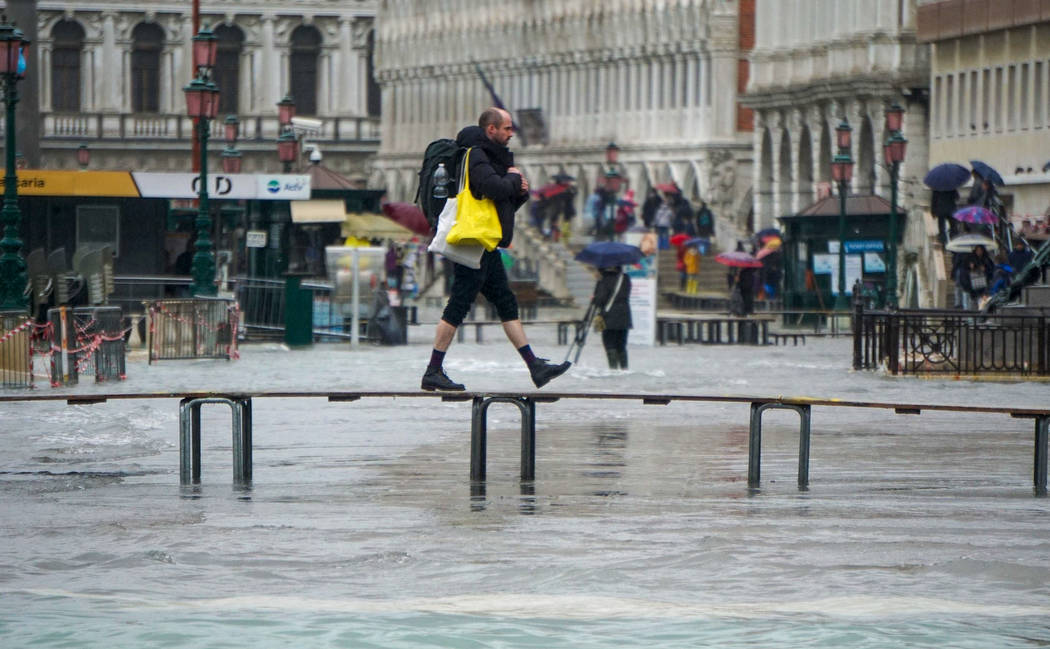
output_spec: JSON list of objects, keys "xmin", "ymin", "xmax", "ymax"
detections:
[
  {"xmin": 592, "ymin": 265, "xmax": 632, "ymax": 370},
  {"xmin": 718, "ymin": 242, "xmax": 762, "ymax": 316},
  {"xmin": 565, "ymin": 242, "xmax": 643, "ymax": 366},
  {"xmin": 924, "ymin": 162, "xmax": 970, "ymax": 244},
  {"xmin": 953, "ymin": 243, "xmax": 995, "ymax": 310}
]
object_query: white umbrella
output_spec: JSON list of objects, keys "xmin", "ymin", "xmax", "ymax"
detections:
[{"xmin": 945, "ymin": 233, "xmax": 997, "ymax": 253}]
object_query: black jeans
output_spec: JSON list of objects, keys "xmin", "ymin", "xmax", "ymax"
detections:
[{"xmin": 441, "ymin": 250, "xmax": 519, "ymax": 327}]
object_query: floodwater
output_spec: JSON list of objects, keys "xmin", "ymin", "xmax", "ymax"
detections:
[{"xmin": 2, "ymin": 326, "xmax": 1049, "ymax": 648}]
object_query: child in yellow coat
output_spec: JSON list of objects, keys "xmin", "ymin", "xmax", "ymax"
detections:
[{"xmin": 684, "ymin": 245, "xmax": 701, "ymax": 294}]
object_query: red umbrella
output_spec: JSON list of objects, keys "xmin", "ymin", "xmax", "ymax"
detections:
[
  {"xmin": 382, "ymin": 202, "xmax": 431, "ymax": 236},
  {"xmin": 714, "ymin": 250, "xmax": 763, "ymax": 268},
  {"xmin": 654, "ymin": 182, "xmax": 680, "ymax": 194},
  {"xmin": 535, "ymin": 183, "xmax": 570, "ymax": 199},
  {"xmin": 670, "ymin": 233, "xmax": 690, "ymax": 248}
]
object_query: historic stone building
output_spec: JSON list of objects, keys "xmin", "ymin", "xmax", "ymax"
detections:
[
  {"xmin": 26, "ymin": 0, "xmax": 380, "ymax": 176},
  {"xmin": 372, "ymin": 0, "xmax": 756, "ymax": 246},
  {"xmin": 918, "ymin": 0, "xmax": 1050, "ymax": 222},
  {"xmin": 745, "ymin": 0, "xmax": 933, "ymax": 305}
]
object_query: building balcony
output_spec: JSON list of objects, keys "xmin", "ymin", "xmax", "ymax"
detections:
[{"xmin": 38, "ymin": 112, "xmax": 381, "ymax": 145}]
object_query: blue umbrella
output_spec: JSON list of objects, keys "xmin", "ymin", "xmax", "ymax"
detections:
[
  {"xmin": 924, "ymin": 163, "xmax": 971, "ymax": 191},
  {"xmin": 970, "ymin": 160, "xmax": 1005, "ymax": 186},
  {"xmin": 684, "ymin": 237, "xmax": 710, "ymax": 254},
  {"xmin": 575, "ymin": 241, "xmax": 644, "ymax": 268}
]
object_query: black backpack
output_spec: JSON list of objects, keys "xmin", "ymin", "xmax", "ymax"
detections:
[{"xmin": 415, "ymin": 138, "xmax": 464, "ymax": 230}]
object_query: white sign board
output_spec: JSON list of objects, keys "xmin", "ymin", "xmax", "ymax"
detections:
[
  {"xmin": 629, "ymin": 276, "xmax": 657, "ymax": 346},
  {"xmin": 245, "ymin": 230, "xmax": 268, "ymax": 248},
  {"xmin": 831, "ymin": 255, "xmax": 864, "ymax": 295},
  {"xmin": 132, "ymin": 173, "xmax": 311, "ymax": 200}
]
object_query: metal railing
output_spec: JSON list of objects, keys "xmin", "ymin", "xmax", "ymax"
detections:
[{"xmin": 852, "ymin": 303, "xmax": 1050, "ymax": 376}]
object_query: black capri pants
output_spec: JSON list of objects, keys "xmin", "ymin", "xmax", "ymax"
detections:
[{"xmin": 441, "ymin": 250, "xmax": 519, "ymax": 327}]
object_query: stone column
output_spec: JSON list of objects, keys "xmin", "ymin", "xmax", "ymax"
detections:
[
  {"xmin": 261, "ymin": 16, "xmax": 277, "ymax": 114},
  {"xmin": 338, "ymin": 18, "xmax": 354, "ymax": 114},
  {"xmin": 101, "ymin": 11, "xmax": 119, "ymax": 112},
  {"xmin": 38, "ymin": 42, "xmax": 50, "ymax": 112}
]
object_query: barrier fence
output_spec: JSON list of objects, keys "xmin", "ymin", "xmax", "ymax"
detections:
[
  {"xmin": 145, "ymin": 298, "xmax": 239, "ymax": 363},
  {"xmin": 0, "ymin": 311, "xmax": 32, "ymax": 388},
  {"xmin": 852, "ymin": 303, "xmax": 1050, "ymax": 376},
  {"xmin": 45, "ymin": 306, "xmax": 127, "ymax": 385}
]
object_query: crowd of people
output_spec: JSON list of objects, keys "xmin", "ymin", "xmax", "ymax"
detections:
[{"xmin": 935, "ymin": 169, "xmax": 1037, "ymax": 310}]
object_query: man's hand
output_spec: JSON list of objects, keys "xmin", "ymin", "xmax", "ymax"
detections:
[{"xmin": 509, "ymin": 167, "xmax": 529, "ymax": 194}]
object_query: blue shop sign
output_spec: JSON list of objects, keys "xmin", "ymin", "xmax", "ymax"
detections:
[{"xmin": 844, "ymin": 240, "xmax": 884, "ymax": 253}]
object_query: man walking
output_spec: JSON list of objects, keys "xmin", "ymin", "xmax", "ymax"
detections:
[{"xmin": 422, "ymin": 108, "xmax": 571, "ymax": 391}]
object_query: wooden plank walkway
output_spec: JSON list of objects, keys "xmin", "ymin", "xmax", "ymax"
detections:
[{"xmin": 3, "ymin": 390, "xmax": 1047, "ymax": 494}]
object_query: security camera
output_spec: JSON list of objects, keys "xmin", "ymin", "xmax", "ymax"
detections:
[{"xmin": 290, "ymin": 116, "xmax": 322, "ymax": 132}]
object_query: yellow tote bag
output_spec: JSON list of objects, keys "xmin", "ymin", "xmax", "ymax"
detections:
[{"xmin": 446, "ymin": 148, "xmax": 503, "ymax": 252}]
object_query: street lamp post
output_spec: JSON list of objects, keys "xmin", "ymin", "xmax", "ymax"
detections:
[
  {"xmin": 883, "ymin": 103, "xmax": 907, "ymax": 309},
  {"xmin": 830, "ymin": 119, "xmax": 854, "ymax": 310},
  {"xmin": 76, "ymin": 143, "xmax": 90, "ymax": 170},
  {"xmin": 183, "ymin": 26, "xmax": 219, "ymax": 296},
  {"xmin": 277, "ymin": 128, "xmax": 299, "ymax": 173},
  {"xmin": 221, "ymin": 114, "xmax": 242, "ymax": 174},
  {"xmin": 276, "ymin": 95, "xmax": 297, "ymax": 173},
  {"xmin": 0, "ymin": 18, "xmax": 29, "ymax": 310}
]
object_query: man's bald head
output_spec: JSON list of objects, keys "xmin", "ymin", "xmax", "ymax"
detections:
[{"xmin": 479, "ymin": 107, "xmax": 514, "ymax": 146}]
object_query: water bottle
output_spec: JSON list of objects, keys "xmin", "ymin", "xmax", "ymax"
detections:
[{"xmin": 432, "ymin": 163, "xmax": 449, "ymax": 199}]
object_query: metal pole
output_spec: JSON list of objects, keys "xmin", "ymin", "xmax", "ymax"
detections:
[
  {"xmin": 834, "ymin": 179, "xmax": 848, "ymax": 310},
  {"xmin": 0, "ymin": 72, "xmax": 27, "ymax": 310},
  {"xmin": 350, "ymin": 247, "xmax": 359, "ymax": 347},
  {"xmin": 886, "ymin": 161, "xmax": 899, "ymax": 309},
  {"xmin": 191, "ymin": 111, "xmax": 217, "ymax": 296}
]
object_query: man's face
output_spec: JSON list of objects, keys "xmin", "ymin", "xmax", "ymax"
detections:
[{"xmin": 487, "ymin": 111, "xmax": 514, "ymax": 146}]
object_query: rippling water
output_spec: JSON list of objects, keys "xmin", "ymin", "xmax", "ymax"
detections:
[{"xmin": 2, "ymin": 331, "xmax": 1049, "ymax": 647}]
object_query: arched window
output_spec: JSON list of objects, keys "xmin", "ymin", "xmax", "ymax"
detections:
[
  {"xmin": 213, "ymin": 25, "xmax": 244, "ymax": 116},
  {"xmin": 131, "ymin": 23, "xmax": 164, "ymax": 113},
  {"xmin": 51, "ymin": 20, "xmax": 85, "ymax": 112},
  {"xmin": 289, "ymin": 25, "xmax": 321, "ymax": 116}
]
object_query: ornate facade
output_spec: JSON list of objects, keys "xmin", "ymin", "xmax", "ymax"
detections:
[
  {"xmin": 372, "ymin": 0, "xmax": 755, "ymax": 246},
  {"xmin": 746, "ymin": 0, "xmax": 928, "ymax": 224},
  {"xmin": 919, "ymin": 0, "xmax": 1050, "ymax": 220},
  {"xmin": 28, "ymin": 1, "xmax": 379, "ymax": 176},
  {"xmin": 745, "ymin": 0, "xmax": 933, "ymax": 305}
]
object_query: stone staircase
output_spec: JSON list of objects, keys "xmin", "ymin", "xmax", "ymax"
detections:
[{"xmin": 511, "ymin": 223, "xmax": 594, "ymax": 308}]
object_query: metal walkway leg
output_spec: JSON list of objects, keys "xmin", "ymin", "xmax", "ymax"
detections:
[
  {"xmin": 1035, "ymin": 415, "xmax": 1048, "ymax": 495},
  {"xmin": 177, "ymin": 396, "xmax": 253, "ymax": 486},
  {"xmin": 748, "ymin": 402, "xmax": 812, "ymax": 489},
  {"xmin": 470, "ymin": 395, "xmax": 539, "ymax": 483}
]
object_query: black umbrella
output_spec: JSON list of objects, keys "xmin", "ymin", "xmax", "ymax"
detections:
[
  {"xmin": 923, "ymin": 163, "xmax": 971, "ymax": 191},
  {"xmin": 970, "ymin": 160, "xmax": 1005, "ymax": 186}
]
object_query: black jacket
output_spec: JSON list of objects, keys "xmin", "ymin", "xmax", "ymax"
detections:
[
  {"xmin": 594, "ymin": 269, "xmax": 632, "ymax": 330},
  {"xmin": 455, "ymin": 125, "xmax": 526, "ymax": 248}
]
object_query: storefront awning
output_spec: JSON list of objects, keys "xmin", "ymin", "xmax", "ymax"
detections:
[
  {"xmin": 291, "ymin": 199, "xmax": 347, "ymax": 223},
  {"xmin": 341, "ymin": 213, "xmax": 414, "ymax": 240}
]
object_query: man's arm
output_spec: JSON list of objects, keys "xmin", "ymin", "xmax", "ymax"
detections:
[{"xmin": 470, "ymin": 149, "xmax": 521, "ymax": 202}]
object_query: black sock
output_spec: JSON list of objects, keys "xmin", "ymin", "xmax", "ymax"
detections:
[
  {"xmin": 518, "ymin": 344, "xmax": 537, "ymax": 365},
  {"xmin": 428, "ymin": 349, "xmax": 446, "ymax": 370}
]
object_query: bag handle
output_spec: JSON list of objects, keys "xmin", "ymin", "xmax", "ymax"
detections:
[
  {"xmin": 457, "ymin": 148, "xmax": 471, "ymax": 195},
  {"xmin": 603, "ymin": 273, "xmax": 624, "ymax": 313}
]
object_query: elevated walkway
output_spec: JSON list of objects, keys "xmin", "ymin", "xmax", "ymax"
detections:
[{"xmin": 4, "ymin": 389, "xmax": 1047, "ymax": 496}]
